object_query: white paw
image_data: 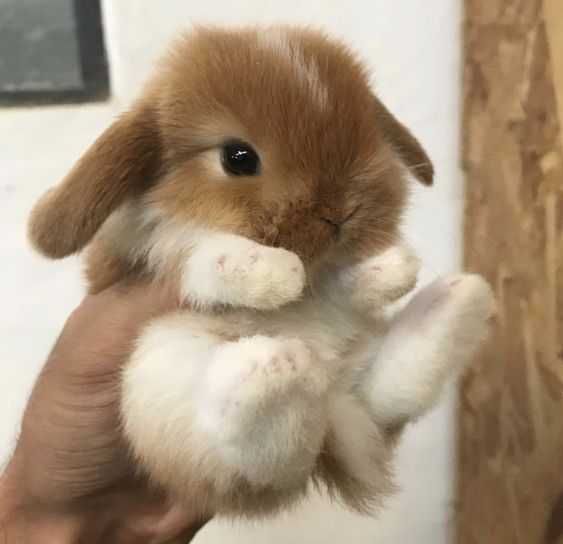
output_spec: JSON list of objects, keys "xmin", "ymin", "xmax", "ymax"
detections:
[
  {"xmin": 392, "ymin": 273, "xmax": 495, "ymax": 337},
  {"xmin": 182, "ymin": 234, "xmax": 306, "ymax": 310},
  {"xmin": 218, "ymin": 245, "xmax": 306, "ymax": 310},
  {"xmin": 204, "ymin": 336, "xmax": 328, "ymax": 426},
  {"xmin": 197, "ymin": 336, "xmax": 328, "ymax": 487},
  {"xmin": 365, "ymin": 273, "xmax": 495, "ymax": 426},
  {"xmin": 346, "ymin": 243, "xmax": 421, "ymax": 310}
]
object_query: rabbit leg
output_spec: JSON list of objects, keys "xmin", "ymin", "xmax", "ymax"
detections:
[
  {"xmin": 122, "ymin": 316, "xmax": 330, "ymax": 493},
  {"xmin": 197, "ymin": 335, "xmax": 330, "ymax": 488},
  {"xmin": 181, "ymin": 232, "xmax": 306, "ymax": 311},
  {"xmin": 360, "ymin": 274, "xmax": 495, "ymax": 427},
  {"xmin": 120, "ymin": 313, "xmax": 221, "ymax": 479}
]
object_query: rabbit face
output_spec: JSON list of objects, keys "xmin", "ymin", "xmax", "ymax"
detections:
[
  {"xmin": 29, "ymin": 25, "xmax": 432, "ymax": 278},
  {"xmin": 148, "ymin": 27, "xmax": 418, "ymax": 266}
]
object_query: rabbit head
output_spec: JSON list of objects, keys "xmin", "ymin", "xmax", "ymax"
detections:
[{"xmin": 29, "ymin": 25, "xmax": 433, "ymax": 287}]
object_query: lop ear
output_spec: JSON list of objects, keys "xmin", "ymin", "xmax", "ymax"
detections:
[
  {"xmin": 373, "ymin": 96, "xmax": 434, "ymax": 186},
  {"xmin": 28, "ymin": 106, "xmax": 161, "ymax": 259}
]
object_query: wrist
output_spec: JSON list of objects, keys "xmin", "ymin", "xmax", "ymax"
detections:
[
  {"xmin": 0, "ymin": 464, "xmax": 120, "ymax": 544},
  {"xmin": 1, "ymin": 468, "xmax": 81, "ymax": 544},
  {"xmin": 0, "ymin": 508, "xmax": 83, "ymax": 544},
  {"xmin": 1, "ymin": 456, "xmax": 205, "ymax": 544}
]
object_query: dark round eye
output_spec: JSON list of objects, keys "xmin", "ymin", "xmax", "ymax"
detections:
[{"xmin": 221, "ymin": 140, "xmax": 261, "ymax": 176}]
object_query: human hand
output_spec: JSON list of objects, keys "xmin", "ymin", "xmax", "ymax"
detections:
[{"xmin": 0, "ymin": 281, "xmax": 210, "ymax": 543}]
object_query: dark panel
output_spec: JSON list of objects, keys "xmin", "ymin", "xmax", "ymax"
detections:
[{"xmin": 0, "ymin": 0, "xmax": 109, "ymax": 106}]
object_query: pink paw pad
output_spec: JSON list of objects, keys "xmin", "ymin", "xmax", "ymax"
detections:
[
  {"xmin": 217, "ymin": 254, "xmax": 227, "ymax": 270},
  {"xmin": 446, "ymin": 277, "xmax": 463, "ymax": 288}
]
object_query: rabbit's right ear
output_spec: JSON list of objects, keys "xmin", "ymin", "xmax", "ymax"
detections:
[
  {"xmin": 373, "ymin": 96, "xmax": 434, "ymax": 186},
  {"xmin": 28, "ymin": 106, "xmax": 161, "ymax": 259}
]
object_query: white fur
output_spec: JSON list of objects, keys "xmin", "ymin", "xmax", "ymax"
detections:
[
  {"xmin": 326, "ymin": 392, "xmax": 388, "ymax": 485},
  {"xmin": 121, "ymin": 314, "xmax": 217, "ymax": 486},
  {"xmin": 101, "ymin": 204, "xmax": 306, "ymax": 311},
  {"xmin": 327, "ymin": 243, "xmax": 421, "ymax": 314},
  {"xmin": 198, "ymin": 336, "xmax": 328, "ymax": 487},
  {"xmin": 362, "ymin": 274, "xmax": 495, "ymax": 426},
  {"xmin": 100, "ymin": 202, "xmax": 201, "ymax": 272},
  {"xmin": 119, "ymin": 226, "xmax": 495, "ymax": 510},
  {"xmin": 183, "ymin": 233, "xmax": 306, "ymax": 310}
]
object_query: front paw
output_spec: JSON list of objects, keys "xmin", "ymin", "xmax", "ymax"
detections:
[
  {"xmin": 218, "ymin": 245, "xmax": 306, "ymax": 310},
  {"xmin": 345, "ymin": 243, "xmax": 421, "ymax": 311},
  {"xmin": 183, "ymin": 235, "xmax": 306, "ymax": 310}
]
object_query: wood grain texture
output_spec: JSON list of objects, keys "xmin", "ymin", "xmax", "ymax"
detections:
[{"xmin": 459, "ymin": 0, "xmax": 563, "ymax": 542}]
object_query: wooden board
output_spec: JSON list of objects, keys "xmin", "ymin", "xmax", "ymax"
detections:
[{"xmin": 459, "ymin": 0, "xmax": 563, "ymax": 542}]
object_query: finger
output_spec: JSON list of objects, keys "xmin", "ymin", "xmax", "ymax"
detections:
[
  {"xmin": 45, "ymin": 279, "xmax": 180, "ymax": 377},
  {"xmin": 152, "ymin": 506, "xmax": 210, "ymax": 544},
  {"xmin": 82, "ymin": 278, "xmax": 180, "ymax": 328},
  {"xmin": 162, "ymin": 521, "xmax": 209, "ymax": 544},
  {"xmin": 115, "ymin": 489, "xmax": 211, "ymax": 544}
]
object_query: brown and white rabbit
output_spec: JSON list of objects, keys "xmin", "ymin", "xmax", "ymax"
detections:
[{"xmin": 28, "ymin": 26, "xmax": 495, "ymax": 520}]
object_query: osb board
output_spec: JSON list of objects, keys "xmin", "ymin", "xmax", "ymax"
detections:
[
  {"xmin": 544, "ymin": 0, "xmax": 563, "ymax": 140},
  {"xmin": 459, "ymin": 0, "xmax": 563, "ymax": 543}
]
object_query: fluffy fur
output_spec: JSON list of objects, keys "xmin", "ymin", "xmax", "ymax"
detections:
[{"xmin": 27, "ymin": 25, "xmax": 494, "ymax": 520}]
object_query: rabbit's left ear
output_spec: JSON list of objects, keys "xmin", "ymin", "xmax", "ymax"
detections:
[
  {"xmin": 373, "ymin": 96, "xmax": 434, "ymax": 186},
  {"xmin": 28, "ymin": 105, "xmax": 161, "ymax": 259}
]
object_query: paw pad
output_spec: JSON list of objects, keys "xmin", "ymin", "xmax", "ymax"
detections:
[{"xmin": 217, "ymin": 254, "xmax": 227, "ymax": 269}]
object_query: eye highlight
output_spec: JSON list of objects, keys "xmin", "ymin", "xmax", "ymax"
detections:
[{"xmin": 221, "ymin": 140, "xmax": 261, "ymax": 176}]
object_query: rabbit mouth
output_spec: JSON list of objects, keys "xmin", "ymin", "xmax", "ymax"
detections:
[
  {"xmin": 320, "ymin": 205, "xmax": 361, "ymax": 236},
  {"xmin": 342, "ymin": 205, "xmax": 361, "ymax": 224}
]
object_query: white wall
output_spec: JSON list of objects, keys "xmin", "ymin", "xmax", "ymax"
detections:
[{"xmin": 0, "ymin": 1, "xmax": 462, "ymax": 542}]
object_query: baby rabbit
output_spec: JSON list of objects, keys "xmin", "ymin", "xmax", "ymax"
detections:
[{"xmin": 28, "ymin": 25, "xmax": 495, "ymax": 520}]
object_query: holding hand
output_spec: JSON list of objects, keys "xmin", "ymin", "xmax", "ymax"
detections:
[{"xmin": 0, "ymin": 282, "xmax": 209, "ymax": 543}]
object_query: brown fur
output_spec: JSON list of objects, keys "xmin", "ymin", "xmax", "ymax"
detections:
[
  {"xmin": 312, "ymin": 429, "xmax": 397, "ymax": 515},
  {"xmin": 140, "ymin": 429, "xmax": 399, "ymax": 523},
  {"xmin": 27, "ymin": 25, "xmax": 435, "ymax": 516},
  {"xmin": 85, "ymin": 238, "xmax": 142, "ymax": 294},
  {"xmin": 29, "ymin": 108, "xmax": 161, "ymax": 260},
  {"xmin": 28, "ymin": 25, "xmax": 433, "ymax": 288},
  {"xmin": 373, "ymin": 96, "xmax": 434, "ymax": 185}
]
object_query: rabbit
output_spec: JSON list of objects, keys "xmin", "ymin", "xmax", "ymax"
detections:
[{"xmin": 28, "ymin": 25, "xmax": 495, "ymax": 520}]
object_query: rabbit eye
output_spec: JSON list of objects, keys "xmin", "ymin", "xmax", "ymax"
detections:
[{"xmin": 221, "ymin": 140, "xmax": 261, "ymax": 176}]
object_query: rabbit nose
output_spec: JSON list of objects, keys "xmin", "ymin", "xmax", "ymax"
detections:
[
  {"xmin": 320, "ymin": 216, "xmax": 341, "ymax": 233},
  {"xmin": 320, "ymin": 206, "xmax": 360, "ymax": 229},
  {"xmin": 320, "ymin": 214, "xmax": 348, "ymax": 236},
  {"xmin": 317, "ymin": 203, "xmax": 342, "ymax": 228}
]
